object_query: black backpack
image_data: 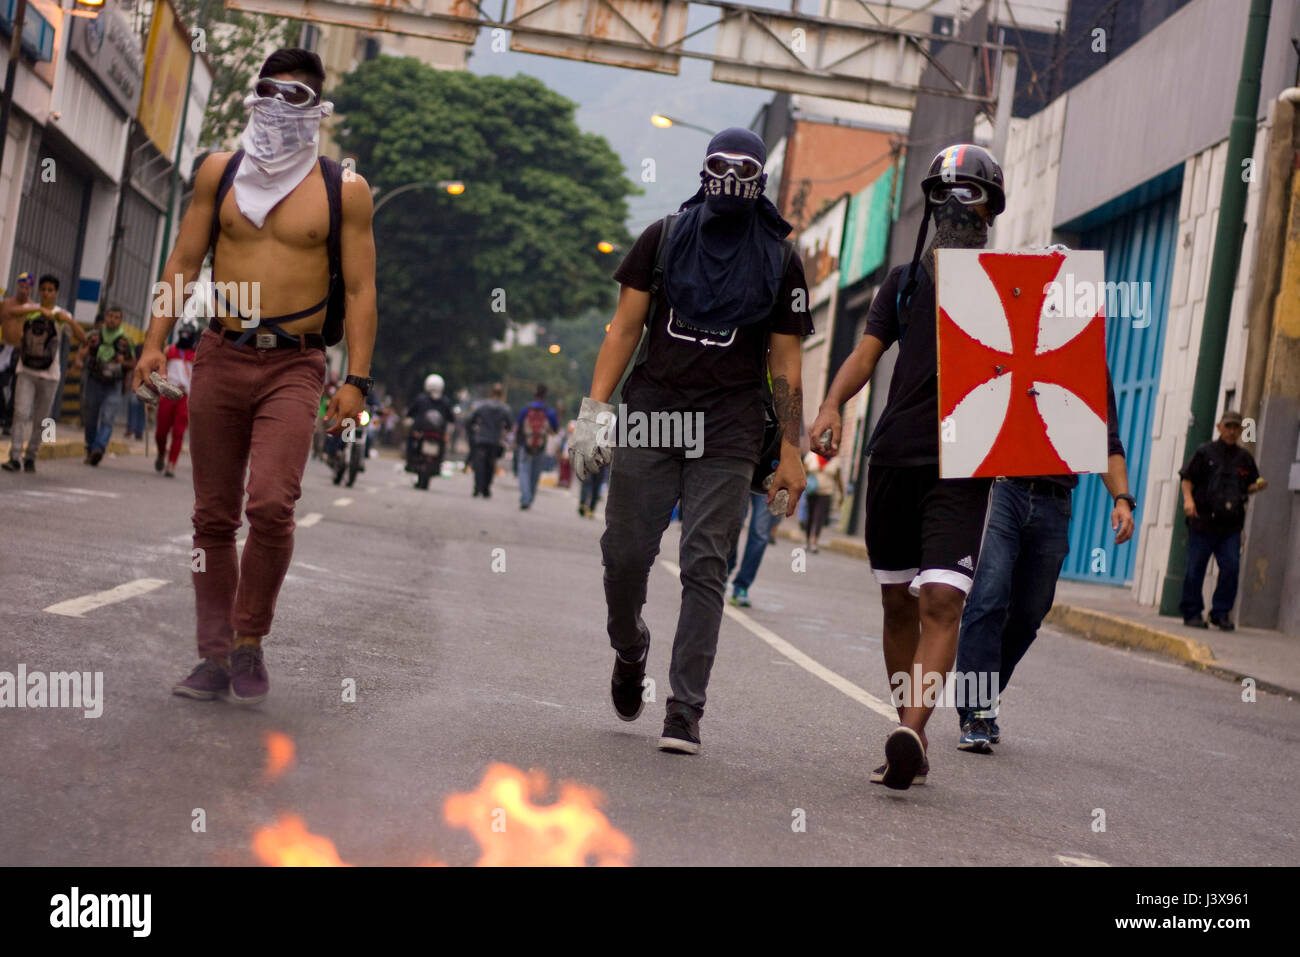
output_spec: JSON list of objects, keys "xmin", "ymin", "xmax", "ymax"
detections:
[
  {"xmin": 20, "ymin": 315, "xmax": 59, "ymax": 371},
  {"xmin": 210, "ymin": 150, "xmax": 346, "ymax": 346}
]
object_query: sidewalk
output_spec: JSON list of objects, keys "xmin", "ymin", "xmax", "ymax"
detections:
[
  {"xmin": 1, "ymin": 432, "xmax": 130, "ymax": 462},
  {"xmin": 778, "ymin": 523, "xmax": 1300, "ymax": 700}
]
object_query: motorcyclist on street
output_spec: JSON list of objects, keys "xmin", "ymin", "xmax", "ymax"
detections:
[{"xmin": 406, "ymin": 373, "xmax": 455, "ymax": 464}]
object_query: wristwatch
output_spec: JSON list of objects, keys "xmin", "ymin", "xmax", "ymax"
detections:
[
  {"xmin": 344, "ymin": 374, "xmax": 374, "ymax": 396},
  {"xmin": 1114, "ymin": 493, "xmax": 1137, "ymax": 510}
]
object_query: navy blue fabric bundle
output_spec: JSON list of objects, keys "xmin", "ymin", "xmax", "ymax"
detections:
[{"xmin": 662, "ymin": 128, "xmax": 793, "ymax": 334}]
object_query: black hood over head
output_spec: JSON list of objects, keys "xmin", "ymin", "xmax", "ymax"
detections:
[{"xmin": 661, "ymin": 127, "xmax": 792, "ymax": 334}]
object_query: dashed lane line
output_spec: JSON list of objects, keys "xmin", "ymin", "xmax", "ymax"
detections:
[
  {"xmin": 44, "ymin": 579, "xmax": 171, "ymax": 618},
  {"xmin": 299, "ymin": 512, "xmax": 324, "ymax": 527},
  {"xmin": 333, "ymin": 497, "xmax": 353, "ymax": 507},
  {"xmin": 657, "ymin": 560, "xmax": 897, "ymax": 720}
]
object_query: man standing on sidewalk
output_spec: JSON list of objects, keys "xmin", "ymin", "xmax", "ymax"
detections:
[
  {"xmin": 953, "ymin": 371, "xmax": 1134, "ymax": 754},
  {"xmin": 811, "ymin": 144, "xmax": 1005, "ymax": 789},
  {"xmin": 3, "ymin": 274, "xmax": 86, "ymax": 473},
  {"xmin": 1178, "ymin": 409, "xmax": 1267, "ymax": 630},
  {"xmin": 569, "ymin": 127, "xmax": 812, "ymax": 755},
  {"xmin": 135, "ymin": 48, "xmax": 378, "ymax": 706},
  {"xmin": 516, "ymin": 384, "xmax": 557, "ymax": 510}
]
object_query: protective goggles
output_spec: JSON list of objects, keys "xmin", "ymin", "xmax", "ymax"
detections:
[
  {"xmin": 253, "ymin": 77, "xmax": 320, "ymax": 107},
  {"xmin": 704, "ymin": 152, "xmax": 764, "ymax": 182},
  {"xmin": 928, "ymin": 182, "xmax": 988, "ymax": 206}
]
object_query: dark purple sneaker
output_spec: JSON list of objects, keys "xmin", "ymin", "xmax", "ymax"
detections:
[
  {"xmin": 228, "ymin": 644, "xmax": 269, "ymax": 705},
  {"xmin": 172, "ymin": 659, "xmax": 230, "ymax": 700}
]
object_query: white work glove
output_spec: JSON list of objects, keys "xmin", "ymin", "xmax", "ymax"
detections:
[{"xmin": 570, "ymin": 396, "xmax": 616, "ymax": 482}]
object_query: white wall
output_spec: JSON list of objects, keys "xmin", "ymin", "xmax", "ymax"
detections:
[
  {"xmin": 995, "ymin": 94, "xmax": 1066, "ymax": 251},
  {"xmin": 1130, "ymin": 119, "xmax": 1272, "ymax": 607}
]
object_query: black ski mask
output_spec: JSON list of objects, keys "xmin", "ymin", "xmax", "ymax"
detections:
[
  {"xmin": 932, "ymin": 196, "xmax": 989, "ymax": 249},
  {"xmin": 661, "ymin": 127, "xmax": 792, "ymax": 334}
]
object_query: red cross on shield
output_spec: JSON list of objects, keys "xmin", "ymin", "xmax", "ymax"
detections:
[{"xmin": 936, "ymin": 249, "xmax": 1109, "ymax": 479}]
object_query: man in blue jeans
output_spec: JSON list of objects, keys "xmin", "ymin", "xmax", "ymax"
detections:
[
  {"xmin": 954, "ymin": 374, "xmax": 1134, "ymax": 753},
  {"xmin": 727, "ymin": 491, "xmax": 782, "ymax": 606},
  {"xmin": 79, "ymin": 306, "xmax": 135, "ymax": 466},
  {"xmin": 516, "ymin": 384, "xmax": 557, "ymax": 510},
  {"xmin": 1178, "ymin": 409, "xmax": 1266, "ymax": 630}
]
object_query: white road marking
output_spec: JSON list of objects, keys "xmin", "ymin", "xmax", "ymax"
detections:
[
  {"xmin": 56, "ymin": 487, "xmax": 121, "ymax": 498},
  {"xmin": 170, "ymin": 533, "xmax": 193, "ymax": 544},
  {"xmin": 1056, "ymin": 854, "xmax": 1111, "ymax": 867},
  {"xmin": 45, "ymin": 578, "xmax": 171, "ymax": 618},
  {"xmin": 333, "ymin": 497, "xmax": 353, "ymax": 507},
  {"xmin": 299, "ymin": 512, "xmax": 324, "ymax": 527},
  {"xmin": 366, "ymin": 486, "xmax": 378, "ymax": 494},
  {"xmin": 658, "ymin": 560, "xmax": 897, "ymax": 720}
]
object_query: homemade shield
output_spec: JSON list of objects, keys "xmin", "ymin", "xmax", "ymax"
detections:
[{"xmin": 936, "ymin": 249, "xmax": 1109, "ymax": 479}]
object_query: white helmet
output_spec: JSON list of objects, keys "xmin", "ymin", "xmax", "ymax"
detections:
[{"xmin": 424, "ymin": 374, "xmax": 445, "ymax": 398}]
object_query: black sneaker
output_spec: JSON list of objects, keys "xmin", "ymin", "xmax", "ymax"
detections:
[
  {"xmin": 658, "ymin": 712, "xmax": 700, "ymax": 755},
  {"xmin": 881, "ymin": 726, "xmax": 925, "ymax": 789},
  {"xmin": 610, "ymin": 648, "xmax": 647, "ymax": 722},
  {"xmin": 1, "ymin": 459, "xmax": 18, "ymax": 472},
  {"xmin": 1184, "ymin": 616, "xmax": 1209, "ymax": 629},
  {"xmin": 1210, "ymin": 615, "xmax": 1235, "ymax": 631},
  {"xmin": 88, "ymin": 450, "xmax": 103, "ymax": 466},
  {"xmin": 22, "ymin": 459, "xmax": 34, "ymax": 473},
  {"xmin": 155, "ymin": 455, "xmax": 164, "ymax": 472}
]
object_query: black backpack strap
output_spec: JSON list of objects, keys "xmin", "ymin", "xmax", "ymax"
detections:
[
  {"xmin": 645, "ymin": 213, "xmax": 678, "ymax": 325},
  {"xmin": 319, "ymin": 156, "xmax": 343, "ymax": 284},
  {"xmin": 209, "ymin": 149, "xmax": 244, "ymax": 270}
]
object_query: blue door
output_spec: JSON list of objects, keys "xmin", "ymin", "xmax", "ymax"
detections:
[{"xmin": 1062, "ymin": 185, "xmax": 1181, "ymax": 584}]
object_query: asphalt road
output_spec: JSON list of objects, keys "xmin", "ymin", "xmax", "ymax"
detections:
[{"xmin": 1, "ymin": 447, "xmax": 1296, "ymax": 866}]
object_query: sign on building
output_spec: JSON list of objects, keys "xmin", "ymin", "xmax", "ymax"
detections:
[
  {"xmin": 137, "ymin": 0, "xmax": 192, "ymax": 156},
  {"xmin": 68, "ymin": 0, "xmax": 144, "ymax": 116},
  {"xmin": 936, "ymin": 249, "xmax": 1109, "ymax": 479}
]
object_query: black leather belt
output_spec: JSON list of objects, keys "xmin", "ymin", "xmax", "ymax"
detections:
[
  {"xmin": 208, "ymin": 318, "xmax": 325, "ymax": 351},
  {"xmin": 1008, "ymin": 476, "xmax": 1072, "ymax": 498}
]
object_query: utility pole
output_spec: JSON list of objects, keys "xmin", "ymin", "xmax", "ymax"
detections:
[
  {"xmin": 1159, "ymin": 0, "xmax": 1272, "ymax": 616},
  {"xmin": 156, "ymin": 0, "xmax": 210, "ymax": 282}
]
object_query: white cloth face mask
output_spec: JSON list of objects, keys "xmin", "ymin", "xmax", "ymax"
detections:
[{"xmin": 232, "ymin": 94, "xmax": 334, "ymax": 229}]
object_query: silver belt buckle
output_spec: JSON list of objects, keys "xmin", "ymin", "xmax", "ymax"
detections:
[{"xmin": 254, "ymin": 331, "xmax": 276, "ymax": 350}]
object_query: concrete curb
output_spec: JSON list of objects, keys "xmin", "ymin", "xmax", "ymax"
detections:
[
  {"xmin": 1, "ymin": 438, "xmax": 129, "ymax": 460},
  {"xmin": 774, "ymin": 524, "xmax": 868, "ymax": 560},
  {"xmin": 1044, "ymin": 604, "xmax": 1300, "ymax": 700}
]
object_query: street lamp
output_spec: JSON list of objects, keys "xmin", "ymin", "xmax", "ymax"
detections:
[
  {"xmin": 371, "ymin": 180, "xmax": 466, "ymax": 216},
  {"xmin": 548, "ymin": 344, "xmax": 561, "ymax": 355},
  {"xmin": 597, "ymin": 240, "xmax": 617, "ymax": 254},
  {"xmin": 650, "ymin": 113, "xmax": 716, "ymax": 137}
]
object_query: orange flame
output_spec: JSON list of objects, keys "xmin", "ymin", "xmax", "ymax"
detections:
[
  {"xmin": 252, "ymin": 814, "xmax": 351, "ymax": 867},
  {"xmin": 264, "ymin": 731, "xmax": 295, "ymax": 781},
  {"xmin": 444, "ymin": 763, "xmax": 633, "ymax": 866}
]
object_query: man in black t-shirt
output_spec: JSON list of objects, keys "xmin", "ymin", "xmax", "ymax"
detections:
[
  {"xmin": 1179, "ymin": 409, "xmax": 1267, "ymax": 630},
  {"xmin": 812, "ymin": 144, "xmax": 1005, "ymax": 790},
  {"xmin": 569, "ymin": 128, "xmax": 813, "ymax": 755}
]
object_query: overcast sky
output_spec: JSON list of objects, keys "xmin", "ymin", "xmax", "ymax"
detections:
[{"xmin": 466, "ymin": 3, "xmax": 810, "ymax": 234}]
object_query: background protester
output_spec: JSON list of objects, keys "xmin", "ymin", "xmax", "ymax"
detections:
[
  {"xmin": 802, "ymin": 449, "xmax": 842, "ymax": 554},
  {"xmin": 516, "ymin": 383, "xmax": 557, "ymax": 510},
  {"xmin": 154, "ymin": 321, "xmax": 199, "ymax": 478},
  {"xmin": 466, "ymin": 382, "xmax": 512, "ymax": 498},
  {"xmin": 79, "ymin": 306, "xmax": 135, "ymax": 466},
  {"xmin": 3, "ymin": 274, "xmax": 85, "ymax": 472},
  {"xmin": 0, "ymin": 271, "xmax": 38, "ymax": 436},
  {"xmin": 1179, "ymin": 409, "xmax": 1267, "ymax": 630}
]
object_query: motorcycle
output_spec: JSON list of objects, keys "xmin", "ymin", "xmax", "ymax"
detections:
[
  {"xmin": 331, "ymin": 409, "xmax": 371, "ymax": 488},
  {"xmin": 407, "ymin": 407, "xmax": 446, "ymax": 490}
]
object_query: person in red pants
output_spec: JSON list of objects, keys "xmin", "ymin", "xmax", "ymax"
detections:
[{"xmin": 154, "ymin": 320, "xmax": 198, "ymax": 477}]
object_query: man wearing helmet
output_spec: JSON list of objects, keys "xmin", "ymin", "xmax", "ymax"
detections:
[
  {"xmin": 406, "ymin": 373, "xmax": 456, "ymax": 462},
  {"xmin": 811, "ymin": 144, "xmax": 1004, "ymax": 790}
]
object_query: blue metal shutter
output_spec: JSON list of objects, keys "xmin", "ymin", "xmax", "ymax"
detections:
[{"xmin": 1062, "ymin": 186, "xmax": 1181, "ymax": 583}]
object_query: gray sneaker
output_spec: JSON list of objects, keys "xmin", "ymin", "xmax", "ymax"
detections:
[
  {"xmin": 228, "ymin": 644, "xmax": 269, "ymax": 705},
  {"xmin": 172, "ymin": 659, "xmax": 231, "ymax": 700}
]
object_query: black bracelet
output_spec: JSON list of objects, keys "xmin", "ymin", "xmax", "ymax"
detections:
[{"xmin": 1114, "ymin": 493, "xmax": 1137, "ymax": 510}]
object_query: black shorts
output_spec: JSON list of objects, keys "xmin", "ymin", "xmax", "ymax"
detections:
[{"xmin": 864, "ymin": 463, "xmax": 992, "ymax": 595}]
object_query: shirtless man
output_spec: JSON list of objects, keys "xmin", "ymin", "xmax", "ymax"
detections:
[
  {"xmin": 0, "ymin": 271, "xmax": 36, "ymax": 433},
  {"xmin": 134, "ymin": 48, "xmax": 378, "ymax": 705}
]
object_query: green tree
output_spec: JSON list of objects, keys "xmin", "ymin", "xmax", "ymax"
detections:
[
  {"xmin": 170, "ymin": 0, "xmax": 297, "ymax": 149},
  {"xmin": 331, "ymin": 57, "xmax": 636, "ymax": 402}
]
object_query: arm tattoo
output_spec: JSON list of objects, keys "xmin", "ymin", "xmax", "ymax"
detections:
[{"xmin": 771, "ymin": 375, "xmax": 802, "ymax": 447}]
